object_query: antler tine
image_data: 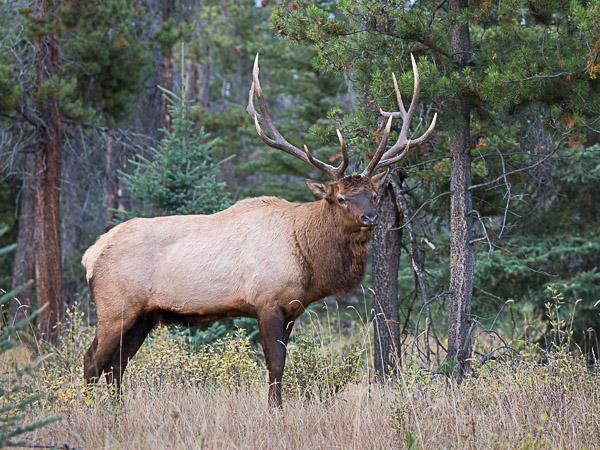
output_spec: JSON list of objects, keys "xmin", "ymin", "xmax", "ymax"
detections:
[
  {"xmin": 247, "ymin": 54, "xmax": 299, "ymax": 154},
  {"xmin": 303, "ymin": 129, "xmax": 349, "ymax": 180},
  {"xmin": 247, "ymin": 53, "xmax": 349, "ymax": 180},
  {"xmin": 361, "ymin": 114, "xmax": 393, "ymax": 178},
  {"xmin": 334, "ymin": 129, "xmax": 349, "ymax": 177},
  {"xmin": 380, "ymin": 72, "xmax": 407, "ymax": 120},
  {"xmin": 368, "ymin": 54, "xmax": 437, "ymax": 173}
]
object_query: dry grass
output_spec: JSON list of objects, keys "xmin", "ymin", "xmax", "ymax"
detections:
[
  {"xmin": 24, "ymin": 383, "xmax": 395, "ymax": 449},
  {"xmin": 16, "ymin": 359, "xmax": 599, "ymax": 450},
  {"xmin": 4, "ymin": 304, "xmax": 600, "ymax": 449}
]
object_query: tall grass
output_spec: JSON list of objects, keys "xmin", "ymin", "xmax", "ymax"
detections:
[{"xmin": 3, "ymin": 301, "xmax": 599, "ymax": 449}]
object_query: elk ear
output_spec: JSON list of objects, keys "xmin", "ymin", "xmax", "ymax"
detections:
[
  {"xmin": 371, "ymin": 170, "xmax": 389, "ymax": 192},
  {"xmin": 306, "ymin": 179, "xmax": 332, "ymax": 201}
]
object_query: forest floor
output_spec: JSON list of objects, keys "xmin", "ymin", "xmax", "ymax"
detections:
[{"xmin": 3, "ymin": 303, "xmax": 600, "ymax": 449}]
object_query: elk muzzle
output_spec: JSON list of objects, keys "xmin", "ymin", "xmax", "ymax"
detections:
[{"xmin": 359, "ymin": 212, "xmax": 379, "ymax": 227}]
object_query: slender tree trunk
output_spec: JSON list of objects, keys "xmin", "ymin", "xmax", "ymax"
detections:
[
  {"xmin": 372, "ymin": 181, "xmax": 402, "ymax": 379},
  {"xmin": 104, "ymin": 133, "xmax": 118, "ymax": 229},
  {"xmin": 61, "ymin": 144, "xmax": 82, "ymax": 311},
  {"xmin": 34, "ymin": 0, "xmax": 62, "ymax": 344},
  {"xmin": 160, "ymin": 54, "xmax": 173, "ymax": 131},
  {"xmin": 184, "ymin": 58, "xmax": 197, "ymax": 103},
  {"xmin": 10, "ymin": 153, "xmax": 36, "ymax": 324},
  {"xmin": 447, "ymin": 0, "xmax": 474, "ymax": 381},
  {"xmin": 159, "ymin": 0, "xmax": 175, "ymax": 133},
  {"xmin": 197, "ymin": 59, "xmax": 210, "ymax": 108}
]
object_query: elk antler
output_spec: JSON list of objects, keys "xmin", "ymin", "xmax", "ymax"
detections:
[
  {"xmin": 362, "ymin": 54, "xmax": 437, "ymax": 178},
  {"xmin": 247, "ymin": 54, "xmax": 349, "ymax": 180}
]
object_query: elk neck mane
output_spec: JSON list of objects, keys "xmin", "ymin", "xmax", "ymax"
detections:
[{"xmin": 292, "ymin": 197, "xmax": 372, "ymax": 299}]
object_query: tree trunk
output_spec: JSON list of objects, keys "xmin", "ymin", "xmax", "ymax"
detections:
[
  {"xmin": 184, "ymin": 58, "xmax": 197, "ymax": 103},
  {"xmin": 159, "ymin": 0, "xmax": 175, "ymax": 134},
  {"xmin": 104, "ymin": 133, "xmax": 118, "ymax": 229},
  {"xmin": 447, "ymin": 0, "xmax": 474, "ymax": 382},
  {"xmin": 160, "ymin": 54, "xmax": 173, "ymax": 131},
  {"xmin": 34, "ymin": 0, "xmax": 62, "ymax": 344},
  {"xmin": 10, "ymin": 153, "xmax": 36, "ymax": 324},
  {"xmin": 197, "ymin": 60, "xmax": 210, "ymax": 108},
  {"xmin": 61, "ymin": 143, "xmax": 82, "ymax": 311},
  {"xmin": 371, "ymin": 181, "xmax": 402, "ymax": 379}
]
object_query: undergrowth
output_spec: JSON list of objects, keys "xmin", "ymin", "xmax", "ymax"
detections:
[{"xmin": 1, "ymin": 287, "xmax": 598, "ymax": 449}]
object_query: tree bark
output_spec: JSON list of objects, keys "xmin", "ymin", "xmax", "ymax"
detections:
[
  {"xmin": 104, "ymin": 133, "xmax": 118, "ymax": 228},
  {"xmin": 447, "ymin": 0, "xmax": 474, "ymax": 382},
  {"xmin": 160, "ymin": 53, "xmax": 173, "ymax": 131},
  {"xmin": 61, "ymin": 144, "xmax": 82, "ymax": 311},
  {"xmin": 10, "ymin": 153, "xmax": 36, "ymax": 324},
  {"xmin": 197, "ymin": 59, "xmax": 210, "ymax": 108},
  {"xmin": 34, "ymin": 0, "xmax": 62, "ymax": 344},
  {"xmin": 184, "ymin": 58, "xmax": 197, "ymax": 103},
  {"xmin": 371, "ymin": 181, "xmax": 402, "ymax": 379},
  {"xmin": 159, "ymin": 0, "xmax": 175, "ymax": 134}
]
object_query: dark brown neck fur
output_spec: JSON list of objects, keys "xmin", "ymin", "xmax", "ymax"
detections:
[{"xmin": 292, "ymin": 199, "xmax": 372, "ymax": 301}]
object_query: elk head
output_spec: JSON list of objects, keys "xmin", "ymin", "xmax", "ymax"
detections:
[{"xmin": 246, "ymin": 54, "xmax": 437, "ymax": 235}]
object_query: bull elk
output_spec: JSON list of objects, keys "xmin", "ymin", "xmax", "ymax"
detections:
[{"xmin": 82, "ymin": 54, "xmax": 436, "ymax": 407}]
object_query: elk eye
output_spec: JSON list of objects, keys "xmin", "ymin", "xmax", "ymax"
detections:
[{"xmin": 337, "ymin": 196, "xmax": 346, "ymax": 205}]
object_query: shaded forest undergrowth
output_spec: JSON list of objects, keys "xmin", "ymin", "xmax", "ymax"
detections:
[{"xmin": 2, "ymin": 303, "xmax": 599, "ymax": 449}]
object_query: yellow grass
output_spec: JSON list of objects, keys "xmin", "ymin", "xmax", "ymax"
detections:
[
  {"xmin": 4, "ymin": 304, "xmax": 599, "ymax": 449},
  {"xmin": 25, "ymin": 384, "xmax": 394, "ymax": 449},
  {"xmin": 14, "ymin": 358, "xmax": 599, "ymax": 449}
]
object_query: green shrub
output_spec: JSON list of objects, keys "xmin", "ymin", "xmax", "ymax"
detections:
[
  {"xmin": 127, "ymin": 326, "xmax": 262, "ymax": 390},
  {"xmin": 283, "ymin": 337, "xmax": 363, "ymax": 402}
]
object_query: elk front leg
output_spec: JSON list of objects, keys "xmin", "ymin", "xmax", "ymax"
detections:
[{"xmin": 257, "ymin": 308, "xmax": 286, "ymax": 408}]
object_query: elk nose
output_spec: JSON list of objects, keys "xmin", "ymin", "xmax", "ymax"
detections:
[{"xmin": 360, "ymin": 213, "xmax": 379, "ymax": 227}]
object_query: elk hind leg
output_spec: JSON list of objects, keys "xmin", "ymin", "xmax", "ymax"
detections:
[
  {"xmin": 106, "ymin": 314, "xmax": 157, "ymax": 393},
  {"xmin": 83, "ymin": 314, "xmax": 139, "ymax": 387}
]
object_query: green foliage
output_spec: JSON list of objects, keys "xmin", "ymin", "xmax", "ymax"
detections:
[
  {"xmin": 274, "ymin": 0, "xmax": 599, "ymax": 164},
  {"xmin": 119, "ymin": 89, "xmax": 231, "ymax": 217},
  {"xmin": 544, "ymin": 285, "xmax": 573, "ymax": 353},
  {"xmin": 154, "ymin": 18, "xmax": 190, "ymax": 56},
  {"xmin": 571, "ymin": 0, "xmax": 600, "ymax": 79},
  {"xmin": 38, "ymin": 303, "xmax": 95, "ymax": 406},
  {"xmin": 15, "ymin": 0, "xmax": 153, "ymax": 125},
  {"xmin": 0, "ymin": 64, "xmax": 23, "ymax": 112},
  {"xmin": 129, "ymin": 326, "xmax": 261, "ymax": 390},
  {"xmin": 274, "ymin": 0, "xmax": 600, "ymax": 358},
  {"xmin": 283, "ymin": 337, "xmax": 363, "ymax": 402},
  {"xmin": 59, "ymin": 0, "xmax": 152, "ymax": 124},
  {"xmin": 0, "ymin": 239, "xmax": 60, "ymax": 447},
  {"xmin": 181, "ymin": 317, "xmax": 259, "ymax": 347}
]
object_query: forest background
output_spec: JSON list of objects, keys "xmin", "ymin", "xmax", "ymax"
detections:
[{"xmin": 0, "ymin": 0, "xmax": 600, "ymax": 447}]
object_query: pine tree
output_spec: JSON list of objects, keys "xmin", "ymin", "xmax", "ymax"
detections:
[
  {"xmin": 119, "ymin": 89, "xmax": 231, "ymax": 217},
  {"xmin": 1, "ymin": 0, "xmax": 152, "ymax": 339},
  {"xmin": 273, "ymin": 0, "xmax": 600, "ymax": 377}
]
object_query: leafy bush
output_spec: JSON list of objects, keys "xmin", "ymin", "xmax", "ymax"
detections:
[
  {"xmin": 180, "ymin": 317, "xmax": 260, "ymax": 347},
  {"xmin": 126, "ymin": 326, "xmax": 262, "ymax": 390},
  {"xmin": 283, "ymin": 337, "xmax": 363, "ymax": 402},
  {"xmin": 38, "ymin": 303, "xmax": 95, "ymax": 406}
]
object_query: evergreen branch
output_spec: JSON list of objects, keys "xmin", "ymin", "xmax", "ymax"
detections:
[
  {"xmin": 469, "ymin": 146, "xmax": 560, "ymax": 191},
  {"xmin": 500, "ymin": 69, "xmax": 587, "ymax": 83}
]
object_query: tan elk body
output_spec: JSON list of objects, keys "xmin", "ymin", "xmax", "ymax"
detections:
[
  {"xmin": 83, "ymin": 55, "xmax": 435, "ymax": 407},
  {"xmin": 83, "ymin": 186, "xmax": 380, "ymax": 328}
]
